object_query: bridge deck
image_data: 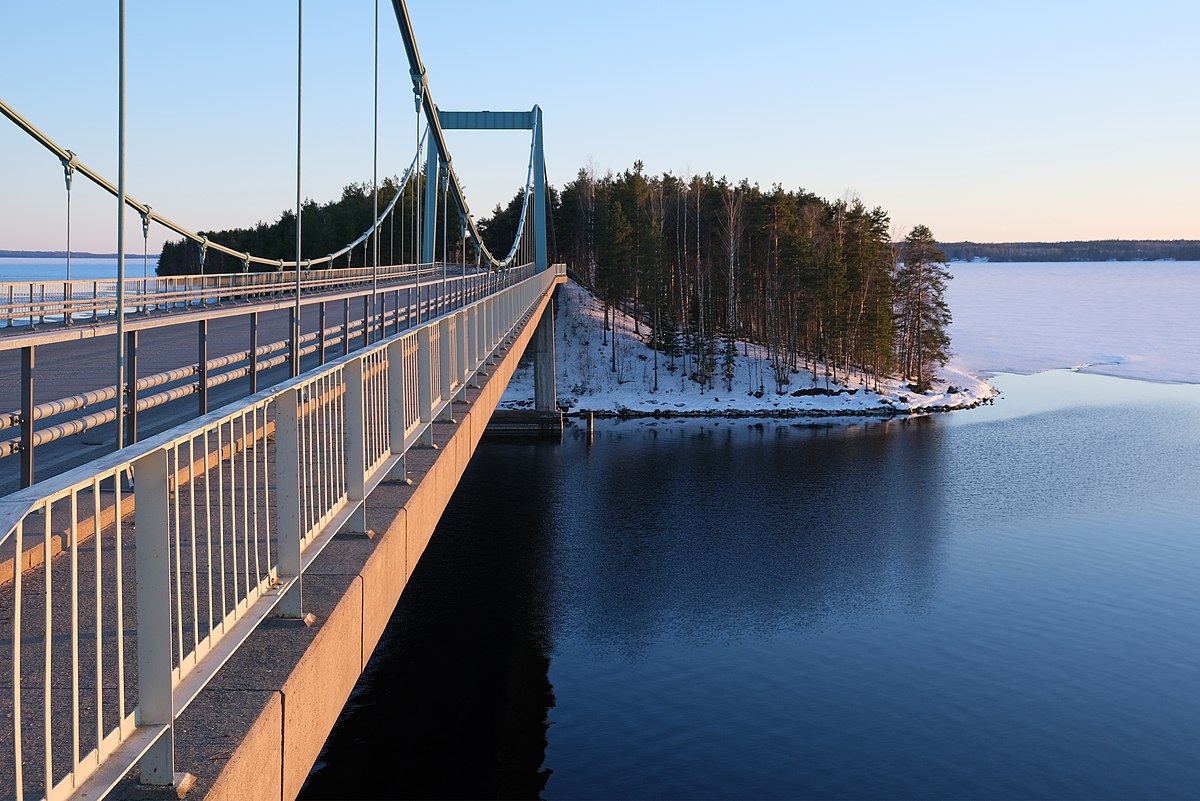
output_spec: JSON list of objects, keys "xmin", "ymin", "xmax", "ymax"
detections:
[
  {"xmin": 0, "ymin": 267, "xmax": 510, "ymax": 497},
  {"xmin": 0, "ymin": 271, "xmax": 562, "ymax": 801}
]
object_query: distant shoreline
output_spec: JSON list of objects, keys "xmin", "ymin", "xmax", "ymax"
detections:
[
  {"xmin": 0, "ymin": 250, "xmax": 128, "ymax": 259},
  {"xmin": 937, "ymin": 239, "xmax": 1200, "ymax": 263}
]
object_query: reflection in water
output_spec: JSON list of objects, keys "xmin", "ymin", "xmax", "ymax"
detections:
[
  {"xmin": 306, "ymin": 372, "xmax": 1200, "ymax": 800},
  {"xmin": 553, "ymin": 419, "xmax": 948, "ymax": 652}
]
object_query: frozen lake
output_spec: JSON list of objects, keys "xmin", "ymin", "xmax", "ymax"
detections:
[{"xmin": 947, "ymin": 260, "xmax": 1200, "ymax": 383}]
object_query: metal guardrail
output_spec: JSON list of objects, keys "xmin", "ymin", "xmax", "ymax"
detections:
[
  {"xmin": 0, "ymin": 262, "xmax": 456, "ymax": 330},
  {"xmin": 3, "ymin": 262, "xmax": 529, "ymax": 489},
  {"xmin": 0, "ymin": 263, "xmax": 563, "ymax": 801}
]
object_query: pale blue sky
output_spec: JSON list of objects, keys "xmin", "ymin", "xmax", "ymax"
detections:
[{"xmin": 2, "ymin": 1, "xmax": 1198, "ymax": 253}]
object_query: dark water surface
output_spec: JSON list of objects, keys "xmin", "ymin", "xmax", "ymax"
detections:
[{"xmin": 302, "ymin": 371, "xmax": 1200, "ymax": 800}]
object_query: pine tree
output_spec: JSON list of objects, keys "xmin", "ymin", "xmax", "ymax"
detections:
[
  {"xmin": 721, "ymin": 330, "xmax": 738, "ymax": 392},
  {"xmin": 896, "ymin": 224, "xmax": 952, "ymax": 390}
]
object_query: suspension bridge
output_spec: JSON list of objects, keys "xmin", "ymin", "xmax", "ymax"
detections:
[{"xmin": 0, "ymin": 2, "xmax": 565, "ymax": 799}]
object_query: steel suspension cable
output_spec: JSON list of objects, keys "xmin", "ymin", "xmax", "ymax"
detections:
[
  {"xmin": 372, "ymin": 0, "xmax": 379, "ymax": 341},
  {"xmin": 292, "ymin": 0, "xmax": 303, "ymax": 378},
  {"xmin": 62, "ymin": 151, "xmax": 75, "ymax": 324},
  {"xmin": 115, "ymin": 0, "xmax": 127, "ymax": 453}
]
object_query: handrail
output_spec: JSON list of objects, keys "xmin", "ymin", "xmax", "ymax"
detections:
[
  {"xmin": 0, "ymin": 264, "xmax": 559, "ymax": 801},
  {"xmin": 0, "ymin": 261, "xmax": 456, "ymax": 331},
  {"xmin": 1, "ymin": 263, "xmax": 532, "ymax": 496}
]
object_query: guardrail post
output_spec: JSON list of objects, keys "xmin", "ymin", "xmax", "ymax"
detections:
[
  {"xmin": 288, "ymin": 305, "xmax": 299, "ymax": 379},
  {"xmin": 417, "ymin": 326, "xmax": 434, "ymax": 447},
  {"xmin": 249, "ymin": 312, "xmax": 259, "ymax": 394},
  {"xmin": 318, "ymin": 302, "xmax": 326, "ymax": 365},
  {"xmin": 385, "ymin": 339, "xmax": 409, "ymax": 483},
  {"xmin": 197, "ymin": 319, "xmax": 209, "ymax": 416},
  {"xmin": 19, "ymin": 345, "xmax": 35, "ymax": 488},
  {"xmin": 457, "ymin": 309, "xmax": 469, "ymax": 392},
  {"xmin": 126, "ymin": 331, "xmax": 139, "ymax": 447},
  {"xmin": 439, "ymin": 318, "xmax": 453, "ymax": 421},
  {"xmin": 134, "ymin": 448, "xmax": 176, "ymax": 785},
  {"xmin": 467, "ymin": 305, "xmax": 480, "ymax": 387},
  {"xmin": 362, "ymin": 294, "xmax": 370, "ymax": 348},
  {"xmin": 275, "ymin": 389, "xmax": 304, "ymax": 617},
  {"xmin": 342, "ymin": 298, "xmax": 351, "ymax": 356},
  {"xmin": 344, "ymin": 358, "xmax": 367, "ymax": 533}
]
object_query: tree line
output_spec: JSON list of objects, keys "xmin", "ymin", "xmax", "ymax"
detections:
[
  {"xmin": 533, "ymin": 163, "xmax": 951, "ymax": 392},
  {"xmin": 157, "ymin": 164, "xmax": 955, "ymax": 391},
  {"xmin": 939, "ymin": 239, "xmax": 1200, "ymax": 262},
  {"xmin": 157, "ymin": 176, "xmax": 437, "ymax": 274}
]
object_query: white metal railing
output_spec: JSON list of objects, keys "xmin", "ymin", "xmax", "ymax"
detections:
[
  {"xmin": 0, "ymin": 262, "xmax": 470, "ymax": 330},
  {"xmin": 0, "ymin": 263, "xmax": 562, "ymax": 801},
  {"xmin": 1, "ymin": 263, "xmax": 535, "ymax": 491}
]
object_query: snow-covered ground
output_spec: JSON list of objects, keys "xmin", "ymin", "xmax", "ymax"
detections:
[
  {"xmin": 500, "ymin": 281, "xmax": 994, "ymax": 418},
  {"xmin": 946, "ymin": 261, "xmax": 1200, "ymax": 384}
]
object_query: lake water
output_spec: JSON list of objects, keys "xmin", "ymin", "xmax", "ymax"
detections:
[
  {"xmin": 301, "ymin": 263, "xmax": 1200, "ymax": 800},
  {"xmin": 0, "ymin": 255, "xmax": 157, "ymax": 283}
]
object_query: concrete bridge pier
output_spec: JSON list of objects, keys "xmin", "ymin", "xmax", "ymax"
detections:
[
  {"xmin": 486, "ymin": 291, "xmax": 562, "ymax": 439},
  {"xmin": 533, "ymin": 293, "xmax": 556, "ymax": 414}
]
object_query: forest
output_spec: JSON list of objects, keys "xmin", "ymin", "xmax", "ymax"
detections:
[
  {"xmin": 527, "ymin": 164, "xmax": 951, "ymax": 392},
  {"xmin": 157, "ymin": 164, "xmax": 954, "ymax": 391}
]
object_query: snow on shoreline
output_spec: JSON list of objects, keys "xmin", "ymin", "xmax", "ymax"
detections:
[{"xmin": 500, "ymin": 281, "xmax": 996, "ymax": 419}]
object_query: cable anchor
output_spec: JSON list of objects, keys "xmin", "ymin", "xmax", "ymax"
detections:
[{"xmin": 60, "ymin": 149, "xmax": 77, "ymax": 191}]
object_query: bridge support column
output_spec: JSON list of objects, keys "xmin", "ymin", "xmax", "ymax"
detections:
[
  {"xmin": 533, "ymin": 106, "xmax": 548, "ymax": 272},
  {"xmin": 422, "ymin": 146, "xmax": 441, "ymax": 266},
  {"xmin": 534, "ymin": 297, "xmax": 556, "ymax": 413}
]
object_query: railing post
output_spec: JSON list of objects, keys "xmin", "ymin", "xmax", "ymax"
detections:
[
  {"xmin": 467, "ymin": 305, "xmax": 480, "ymax": 387},
  {"xmin": 457, "ymin": 309, "xmax": 469, "ymax": 391},
  {"xmin": 342, "ymin": 297, "xmax": 351, "ymax": 356},
  {"xmin": 197, "ymin": 319, "xmax": 208, "ymax": 416},
  {"xmin": 385, "ymin": 339, "xmax": 408, "ymax": 483},
  {"xmin": 275, "ymin": 389, "xmax": 304, "ymax": 617},
  {"xmin": 134, "ymin": 448, "xmax": 175, "ymax": 785},
  {"xmin": 438, "ymin": 318, "xmax": 453, "ymax": 421},
  {"xmin": 318, "ymin": 301, "xmax": 326, "ymax": 365},
  {"xmin": 417, "ymin": 326, "xmax": 434, "ymax": 447},
  {"xmin": 126, "ymin": 330, "xmax": 138, "ymax": 447},
  {"xmin": 362, "ymin": 294, "xmax": 370, "ymax": 348},
  {"xmin": 19, "ymin": 345, "xmax": 34, "ymax": 488},
  {"xmin": 288, "ymin": 305, "xmax": 299, "ymax": 379},
  {"xmin": 344, "ymin": 358, "xmax": 367, "ymax": 533},
  {"xmin": 248, "ymin": 312, "xmax": 259, "ymax": 394}
]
